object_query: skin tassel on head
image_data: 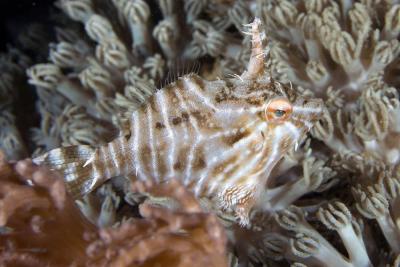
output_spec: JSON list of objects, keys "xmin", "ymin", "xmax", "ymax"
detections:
[{"xmin": 34, "ymin": 18, "xmax": 324, "ymax": 227}]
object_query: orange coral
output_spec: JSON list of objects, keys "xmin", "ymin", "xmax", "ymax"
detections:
[
  {"xmin": 0, "ymin": 151, "xmax": 95, "ymax": 266},
  {"xmin": 0, "ymin": 152, "xmax": 228, "ymax": 267},
  {"xmin": 86, "ymin": 179, "xmax": 228, "ymax": 267}
]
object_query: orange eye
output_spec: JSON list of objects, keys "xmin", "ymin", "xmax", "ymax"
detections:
[{"xmin": 265, "ymin": 97, "xmax": 292, "ymax": 122}]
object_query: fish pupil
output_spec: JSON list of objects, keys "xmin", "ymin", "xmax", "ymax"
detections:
[{"xmin": 274, "ymin": 109, "xmax": 286, "ymax": 117}]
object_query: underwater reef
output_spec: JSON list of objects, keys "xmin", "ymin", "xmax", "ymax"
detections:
[{"xmin": 0, "ymin": 0, "xmax": 400, "ymax": 266}]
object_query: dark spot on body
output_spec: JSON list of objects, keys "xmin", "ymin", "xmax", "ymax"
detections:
[
  {"xmin": 191, "ymin": 110, "xmax": 210, "ymax": 126},
  {"xmin": 182, "ymin": 112, "xmax": 189, "ymax": 121},
  {"xmin": 191, "ymin": 110, "xmax": 202, "ymax": 119},
  {"xmin": 193, "ymin": 148, "xmax": 207, "ymax": 171},
  {"xmin": 174, "ymin": 146, "xmax": 190, "ymax": 171},
  {"xmin": 172, "ymin": 117, "xmax": 182, "ymax": 125},
  {"xmin": 173, "ymin": 162, "xmax": 182, "ymax": 170},
  {"xmin": 155, "ymin": 122, "xmax": 165, "ymax": 129},
  {"xmin": 215, "ymin": 92, "xmax": 228, "ymax": 103},
  {"xmin": 194, "ymin": 158, "xmax": 206, "ymax": 169},
  {"xmin": 148, "ymin": 96, "xmax": 158, "ymax": 112}
]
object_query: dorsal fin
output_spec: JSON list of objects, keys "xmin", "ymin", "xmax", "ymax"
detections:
[
  {"xmin": 241, "ymin": 18, "xmax": 267, "ymax": 80},
  {"xmin": 160, "ymin": 59, "xmax": 201, "ymax": 88}
]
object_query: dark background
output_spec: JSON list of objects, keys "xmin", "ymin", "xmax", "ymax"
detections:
[
  {"xmin": 0, "ymin": 0, "xmax": 57, "ymax": 153},
  {"xmin": 0, "ymin": 0, "xmax": 55, "ymax": 50}
]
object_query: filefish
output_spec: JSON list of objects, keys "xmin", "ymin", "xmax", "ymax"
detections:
[{"xmin": 34, "ymin": 18, "xmax": 323, "ymax": 226}]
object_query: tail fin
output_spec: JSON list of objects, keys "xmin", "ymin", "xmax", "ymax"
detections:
[
  {"xmin": 33, "ymin": 136, "xmax": 132, "ymax": 198},
  {"xmin": 33, "ymin": 145, "xmax": 98, "ymax": 198}
]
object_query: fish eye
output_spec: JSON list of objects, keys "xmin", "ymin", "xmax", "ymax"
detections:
[
  {"xmin": 265, "ymin": 97, "xmax": 292, "ymax": 122},
  {"xmin": 274, "ymin": 109, "xmax": 286, "ymax": 117}
]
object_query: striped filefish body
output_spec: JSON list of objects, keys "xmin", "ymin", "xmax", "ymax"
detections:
[{"xmin": 34, "ymin": 18, "xmax": 324, "ymax": 225}]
